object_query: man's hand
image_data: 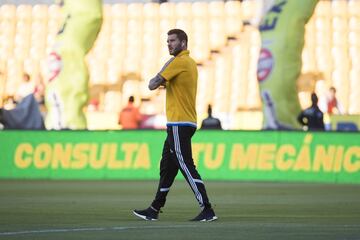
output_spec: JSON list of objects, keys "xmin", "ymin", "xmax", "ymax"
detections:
[{"xmin": 148, "ymin": 74, "xmax": 165, "ymax": 90}]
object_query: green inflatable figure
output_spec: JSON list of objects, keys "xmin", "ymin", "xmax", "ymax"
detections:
[
  {"xmin": 257, "ymin": 0, "xmax": 318, "ymax": 129},
  {"xmin": 45, "ymin": 0, "xmax": 103, "ymax": 129}
]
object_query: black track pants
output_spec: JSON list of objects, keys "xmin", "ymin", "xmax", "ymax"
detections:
[{"xmin": 151, "ymin": 125, "xmax": 212, "ymax": 210}]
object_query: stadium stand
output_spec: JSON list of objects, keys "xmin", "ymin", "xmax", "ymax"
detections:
[{"xmin": 0, "ymin": 0, "xmax": 359, "ymax": 129}]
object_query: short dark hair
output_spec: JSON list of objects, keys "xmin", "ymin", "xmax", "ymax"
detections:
[
  {"xmin": 129, "ymin": 96, "xmax": 134, "ymax": 103},
  {"xmin": 207, "ymin": 104, "xmax": 212, "ymax": 116},
  {"xmin": 311, "ymin": 93, "xmax": 318, "ymax": 104},
  {"xmin": 167, "ymin": 29, "xmax": 188, "ymax": 44}
]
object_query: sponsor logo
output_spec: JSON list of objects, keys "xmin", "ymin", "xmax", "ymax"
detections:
[{"xmin": 257, "ymin": 48, "xmax": 274, "ymax": 82}]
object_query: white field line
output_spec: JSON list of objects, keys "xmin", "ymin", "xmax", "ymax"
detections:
[
  {"xmin": 0, "ymin": 225, "xmax": 198, "ymax": 236},
  {"xmin": 1, "ymin": 223, "xmax": 359, "ymax": 237}
]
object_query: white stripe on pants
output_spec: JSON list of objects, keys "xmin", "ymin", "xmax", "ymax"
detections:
[{"xmin": 172, "ymin": 126, "xmax": 204, "ymax": 207}]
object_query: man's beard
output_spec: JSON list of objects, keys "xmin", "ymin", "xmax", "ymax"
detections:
[{"xmin": 171, "ymin": 45, "xmax": 182, "ymax": 56}]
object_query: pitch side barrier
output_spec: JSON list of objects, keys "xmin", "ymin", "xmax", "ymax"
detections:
[{"xmin": 0, "ymin": 130, "xmax": 359, "ymax": 183}]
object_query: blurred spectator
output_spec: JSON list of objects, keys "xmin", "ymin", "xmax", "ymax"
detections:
[
  {"xmin": 3, "ymin": 96, "xmax": 17, "ymax": 110},
  {"xmin": 88, "ymin": 98, "xmax": 100, "ymax": 112},
  {"xmin": 118, "ymin": 96, "xmax": 142, "ymax": 129},
  {"xmin": 297, "ymin": 93, "xmax": 325, "ymax": 131},
  {"xmin": 15, "ymin": 73, "xmax": 35, "ymax": 102},
  {"xmin": 201, "ymin": 105, "xmax": 222, "ymax": 130},
  {"xmin": 325, "ymin": 86, "xmax": 343, "ymax": 115}
]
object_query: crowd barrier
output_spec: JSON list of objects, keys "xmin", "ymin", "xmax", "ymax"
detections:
[{"xmin": 0, "ymin": 130, "xmax": 359, "ymax": 183}]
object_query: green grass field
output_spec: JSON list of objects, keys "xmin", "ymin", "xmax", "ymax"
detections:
[{"xmin": 0, "ymin": 180, "xmax": 359, "ymax": 240}]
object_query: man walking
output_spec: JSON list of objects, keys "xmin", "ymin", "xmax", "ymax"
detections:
[{"xmin": 133, "ymin": 29, "xmax": 217, "ymax": 222}]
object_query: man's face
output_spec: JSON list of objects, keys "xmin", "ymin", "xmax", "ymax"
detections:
[{"xmin": 167, "ymin": 34, "xmax": 184, "ymax": 56}]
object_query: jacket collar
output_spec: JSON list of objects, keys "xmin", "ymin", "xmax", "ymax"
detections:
[{"xmin": 176, "ymin": 50, "xmax": 190, "ymax": 57}]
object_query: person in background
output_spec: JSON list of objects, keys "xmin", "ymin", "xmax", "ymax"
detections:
[
  {"xmin": 33, "ymin": 74, "xmax": 45, "ymax": 104},
  {"xmin": 2, "ymin": 95, "xmax": 17, "ymax": 110},
  {"xmin": 133, "ymin": 29, "xmax": 217, "ymax": 222},
  {"xmin": 326, "ymin": 86, "xmax": 343, "ymax": 115},
  {"xmin": 297, "ymin": 93, "xmax": 325, "ymax": 131},
  {"xmin": 118, "ymin": 96, "xmax": 142, "ymax": 129},
  {"xmin": 15, "ymin": 73, "xmax": 34, "ymax": 102},
  {"xmin": 201, "ymin": 104, "xmax": 222, "ymax": 130}
]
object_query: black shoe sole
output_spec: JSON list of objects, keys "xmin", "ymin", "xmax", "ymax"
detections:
[
  {"xmin": 133, "ymin": 210, "xmax": 158, "ymax": 221},
  {"xmin": 190, "ymin": 216, "xmax": 218, "ymax": 222}
]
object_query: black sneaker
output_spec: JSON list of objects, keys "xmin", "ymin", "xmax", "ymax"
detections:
[
  {"xmin": 133, "ymin": 207, "xmax": 159, "ymax": 221},
  {"xmin": 190, "ymin": 208, "xmax": 218, "ymax": 222}
]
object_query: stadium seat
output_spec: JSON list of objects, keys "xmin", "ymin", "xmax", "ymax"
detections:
[
  {"xmin": 332, "ymin": 17, "xmax": 348, "ymax": 32},
  {"xmin": 87, "ymin": 58, "xmax": 107, "ymax": 85},
  {"xmin": 14, "ymin": 45, "xmax": 29, "ymax": 60},
  {"xmin": 32, "ymin": 21, "xmax": 48, "ymax": 51},
  {"xmin": 102, "ymin": 4, "xmax": 112, "ymax": 21},
  {"xmin": 348, "ymin": 0, "xmax": 360, "ymax": 17},
  {"xmin": 32, "ymin": 4, "xmax": 48, "ymax": 20},
  {"xmin": 107, "ymin": 58, "xmax": 122, "ymax": 85},
  {"xmin": 314, "ymin": 0, "xmax": 331, "ymax": 17},
  {"xmin": 1, "ymin": 4, "xmax": 16, "ymax": 23},
  {"xmin": 305, "ymin": 17, "xmax": 316, "ymax": 45},
  {"xmin": 331, "ymin": 0, "xmax": 348, "ymax": 17},
  {"xmin": 48, "ymin": 4, "xmax": 62, "ymax": 21},
  {"xmin": 315, "ymin": 16, "xmax": 331, "ymax": 33},
  {"xmin": 213, "ymin": 50, "xmax": 232, "ymax": 113},
  {"xmin": 302, "ymin": 47, "xmax": 317, "ymax": 72},
  {"xmin": 208, "ymin": 1, "xmax": 225, "ymax": 18},
  {"xmin": 159, "ymin": 2, "xmax": 176, "ymax": 20},
  {"xmin": 192, "ymin": 43, "xmax": 210, "ymax": 63},
  {"xmin": 332, "ymin": 46, "xmax": 349, "ymax": 68},
  {"xmin": 175, "ymin": 2, "xmax": 192, "ymax": 20},
  {"xmin": 209, "ymin": 20, "xmax": 226, "ymax": 51},
  {"xmin": 349, "ymin": 31, "xmax": 360, "ymax": 47},
  {"xmin": 225, "ymin": 0, "xmax": 243, "ymax": 37},
  {"xmin": 241, "ymin": 0, "xmax": 260, "ymax": 21},
  {"xmin": 111, "ymin": 3, "xmax": 127, "ymax": 20},
  {"xmin": 246, "ymin": 67, "xmax": 261, "ymax": 109},
  {"xmin": 127, "ymin": 3, "xmax": 143, "ymax": 20},
  {"xmin": 349, "ymin": 46, "xmax": 360, "ymax": 67},
  {"xmin": 348, "ymin": 17, "xmax": 360, "ymax": 32},
  {"xmin": 197, "ymin": 64, "xmax": 215, "ymax": 115},
  {"xmin": 332, "ymin": 31, "xmax": 348, "ymax": 47},
  {"xmin": 23, "ymin": 58, "xmax": 40, "ymax": 77},
  {"xmin": 47, "ymin": 18, "xmax": 61, "ymax": 37},
  {"xmin": 230, "ymin": 41, "xmax": 249, "ymax": 110},
  {"xmin": 0, "ymin": 60, "xmax": 6, "ymax": 99},
  {"xmin": 141, "ymin": 54, "xmax": 159, "ymax": 83},
  {"xmin": 349, "ymin": 68, "xmax": 360, "ymax": 113},
  {"xmin": 144, "ymin": 2, "xmax": 159, "ymax": 20},
  {"xmin": 16, "ymin": 5, "xmax": 32, "ymax": 21},
  {"xmin": 208, "ymin": 1, "xmax": 226, "ymax": 50},
  {"xmin": 191, "ymin": 2, "xmax": 210, "ymax": 62},
  {"xmin": 6, "ymin": 58, "xmax": 23, "ymax": 95},
  {"xmin": 1, "ymin": 35, "xmax": 15, "ymax": 59},
  {"xmin": 192, "ymin": 2, "xmax": 208, "ymax": 19},
  {"xmin": 103, "ymin": 90, "xmax": 122, "ymax": 113}
]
